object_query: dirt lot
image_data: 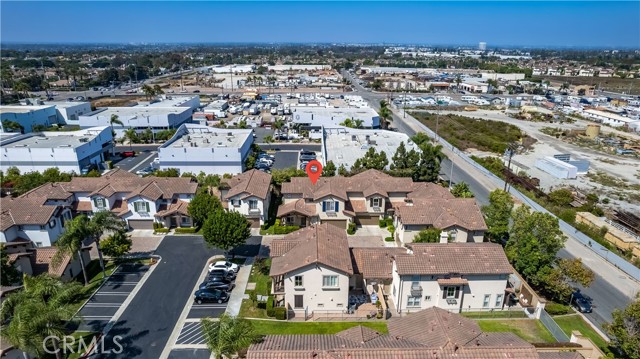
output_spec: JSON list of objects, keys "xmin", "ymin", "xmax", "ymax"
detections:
[
  {"xmin": 91, "ymin": 96, "xmax": 147, "ymax": 108},
  {"xmin": 535, "ymin": 76, "xmax": 640, "ymax": 95}
]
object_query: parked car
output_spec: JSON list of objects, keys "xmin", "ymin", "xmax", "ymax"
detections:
[
  {"xmin": 210, "ymin": 260, "xmax": 240, "ymax": 273},
  {"xmin": 571, "ymin": 290, "xmax": 592, "ymax": 313},
  {"xmin": 257, "ymin": 158, "xmax": 273, "ymax": 166},
  {"xmin": 194, "ymin": 289, "xmax": 229, "ymax": 304},
  {"xmin": 199, "ymin": 278, "xmax": 235, "ymax": 292},
  {"xmin": 257, "ymin": 153, "xmax": 275, "ymax": 160},
  {"xmin": 121, "ymin": 151, "xmax": 136, "ymax": 157},
  {"xmin": 193, "ymin": 90, "xmax": 201, "ymax": 93},
  {"xmin": 136, "ymin": 166, "xmax": 155, "ymax": 176},
  {"xmin": 208, "ymin": 268, "xmax": 236, "ymax": 280},
  {"xmin": 80, "ymin": 164, "xmax": 97, "ymax": 175}
]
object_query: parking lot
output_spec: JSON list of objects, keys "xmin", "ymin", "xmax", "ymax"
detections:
[
  {"xmin": 111, "ymin": 151, "xmax": 158, "ymax": 173},
  {"xmin": 74, "ymin": 262, "xmax": 150, "ymax": 333},
  {"xmin": 273, "ymin": 151, "xmax": 299, "ymax": 169}
]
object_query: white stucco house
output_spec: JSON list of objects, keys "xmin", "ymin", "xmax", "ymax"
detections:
[{"xmin": 217, "ymin": 169, "xmax": 272, "ymax": 228}]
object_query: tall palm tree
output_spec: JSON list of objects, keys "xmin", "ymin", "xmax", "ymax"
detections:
[
  {"xmin": 124, "ymin": 128, "xmax": 138, "ymax": 150},
  {"xmin": 201, "ymin": 314, "xmax": 260, "ymax": 359},
  {"xmin": 141, "ymin": 84, "xmax": 155, "ymax": 100},
  {"xmin": 89, "ymin": 211, "xmax": 126, "ymax": 279},
  {"xmin": 153, "ymin": 84, "xmax": 164, "ymax": 95},
  {"xmin": 354, "ymin": 119, "xmax": 364, "ymax": 129},
  {"xmin": 455, "ymin": 74, "xmax": 462, "ymax": 90},
  {"xmin": 109, "ymin": 114, "xmax": 123, "ymax": 155},
  {"xmin": 1, "ymin": 274, "xmax": 83, "ymax": 359},
  {"xmin": 53, "ymin": 215, "xmax": 92, "ymax": 285},
  {"xmin": 378, "ymin": 100, "xmax": 392, "ymax": 129},
  {"xmin": 14, "ymin": 82, "xmax": 30, "ymax": 99}
]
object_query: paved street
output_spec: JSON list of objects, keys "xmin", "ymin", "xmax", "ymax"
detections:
[
  {"xmin": 96, "ymin": 235, "xmax": 260, "ymax": 359},
  {"xmin": 112, "ymin": 151, "xmax": 158, "ymax": 173}
]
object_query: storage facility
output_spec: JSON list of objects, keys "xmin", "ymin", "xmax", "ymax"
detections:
[
  {"xmin": 0, "ymin": 100, "xmax": 91, "ymax": 132},
  {"xmin": 535, "ymin": 156, "xmax": 578, "ymax": 179}
]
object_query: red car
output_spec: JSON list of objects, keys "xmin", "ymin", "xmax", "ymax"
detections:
[{"xmin": 121, "ymin": 151, "xmax": 136, "ymax": 157}]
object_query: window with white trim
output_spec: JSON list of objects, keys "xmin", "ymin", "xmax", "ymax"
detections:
[
  {"xmin": 134, "ymin": 201, "xmax": 149, "ymax": 213},
  {"xmin": 249, "ymin": 200, "xmax": 258, "ymax": 210},
  {"xmin": 322, "ymin": 275, "xmax": 338, "ymax": 288},
  {"xmin": 483, "ymin": 294, "xmax": 491, "ymax": 308},
  {"xmin": 446, "ymin": 286, "xmax": 456, "ymax": 298},
  {"xmin": 495, "ymin": 294, "xmax": 504, "ymax": 308},
  {"xmin": 294, "ymin": 275, "xmax": 303, "ymax": 288},
  {"xmin": 324, "ymin": 200, "xmax": 336, "ymax": 212},
  {"xmin": 407, "ymin": 296, "xmax": 421, "ymax": 307},
  {"xmin": 372, "ymin": 197, "xmax": 382, "ymax": 208},
  {"xmin": 94, "ymin": 197, "xmax": 106, "ymax": 209}
]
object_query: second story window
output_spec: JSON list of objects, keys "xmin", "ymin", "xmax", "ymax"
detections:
[
  {"xmin": 249, "ymin": 200, "xmax": 258, "ymax": 210},
  {"xmin": 323, "ymin": 200, "xmax": 338, "ymax": 212},
  {"xmin": 371, "ymin": 197, "xmax": 382, "ymax": 208},
  {"xmin": 134, "ymin": 201, "xmax": 149, "ymax": 213},
  {"xmin": 294, "ymin": 275, "xmax": 303, "ymax": 287},
  {"xmin": 94, "ymin": 197, "xmax": 106, "ymax": 209},
  {"xmin": 231, "ymin": 199, "xmax": 241, "ymax": 207},
  {"xmin": 322, "ymin": 275, "xmax": 338, "ymax": 288}
]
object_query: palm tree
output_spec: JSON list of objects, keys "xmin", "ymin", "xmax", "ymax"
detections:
[
  {"xmin": 1, "ymin": 275, "xmax": 84, "ymax": 359},
  {"xmin": 89, "ymin": 211, "xmax": 126, "ymax": 279},
  {"xmin": 201, "ymin": 314, "xmax": 260, "ymax": 359},
  {"xmin": 153, "ymin": 84, "xmax": 164, "ymax": 95},
  {"xmin": 263, "ymin": 135, "xmax": 274, "ymax": 145},
  {"xmin": 53, "ymin": 215, "xmax": 92, "ymax": 285},
  {"xmin": 14, "ymin": 82, "xmax": 30, "ymax": 99},
  {"xmin": 124, "ymin": 128, "xmax": 138, "ymax": 150},
  {"xmin": 141, "ymin": 84, "xmax": 155, "ymax": 100},
  {"xmin": 455, "ymin": 74, "xmax": 462, "ymax": 90},
  {"xmin": 109, "ymin": 114, "xmax": 123, "ymax": 155},
  {"xmin": 378, "ymin": 100, "xmax": 392, "ymax": 129},
  {"xmin": 354, "ymin": 119, "xmax": 364, "ymax": 129}
]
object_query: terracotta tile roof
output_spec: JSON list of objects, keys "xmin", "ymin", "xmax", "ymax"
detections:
[
  {"xmin": 270, "ymin": 224, "xmax": 353, "ymax": 276},
  {"xmin": 394, "ymin": 198, "xmax": 487, "ymax": 231},
  {"xmin": 110, "ymin": 200, "xmax": 129, "ymax": 216},
  {"xmin": 350, "ymin": 199, "xmax": 367, "ymax": 213},
  {"xmin": 0, "ymin": 197, "xmax": 58, "ymax": 231},
  {"xmin": 437, "ymin": 277, "xmax": 469, "ymax": 285},
  {"xmin": 72, "ymin": 200, "xmax": 92, "ymax": 212},
  {"xmin": 269, "ymin": 239, "xmax": 303, "ymax": 257},
  {"xmin": 125, "ymin": 177, "xmax": 197, "ymax": 201},
  {"xmin": 30, "ymin": 247, "xmax": 70, "ymax": 277},
  {"xmin": 277, "ymin": 199, "xmax": 316, "ymax": 217},
  {"xmin": 408, "ymin": 182, "xmax": 455, "ymax": 199},
  {"xmin": 350, "ymin": 247, "xmax": 408, "ymax": 279},
  {"xmin": 223, "ymin": 169, "xmax": 272, "ymax": 200},
  {"xmin": 20, "ymin": 183, "xmax": 73, "ymax": 201},
  {"xmin": 396, "ymin": 243, "xmax": 513, "ymax": 276},
  {"xmin": 155, "ymin": 200, "xmax": 190, "ymax": 217},
  {"xmin": 538, "ymin": 353, "xmax": 583, "ymax": 359},
  {"xmin": 89, "ymin": 184, "xmax": 117, "ymax": 197},
  {"xmin": 247, "ymin": 307, "xmax": 542, "ymax": 359}
]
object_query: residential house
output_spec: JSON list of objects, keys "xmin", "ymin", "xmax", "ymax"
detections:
[
  {"xmin": 393, "ymin": 197, "xmax": 487, "ymax": 244},
  {"xmin": 578, "ymin": 69, "xmax": 595, "ymax": 77},
  {"xmin": 270, "ymin": 224, "xmax": 353, "ymax": 318},
  {"xmin": 4, "ymin": 240, "xmax": 91, "ymax": 282},
  {"xmin": 0, "ymin": 194, "xmax": 71, "ymax": 247},
  {"xmin": 598, "ymin": 69, "xmax": 613, "ymax": 78},
  {"xmin": 218, "ymin": 169, "xmax": 272, "ymax": 227},
  {"xmin": 547, "ymin": 68, "xmax": 561, "ymax": 76},
  {"xmin": 247, "ymin": 306, "xmax": 580, "ymax": 359},
  {"xmin": 391, "ymin": 243, "xmax": 513, "ymax": 313},
  {"xmin": 277, "ymin": 170, "xmax": 452, "ymax": 230}
]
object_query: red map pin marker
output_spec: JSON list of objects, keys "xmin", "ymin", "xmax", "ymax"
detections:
[{"xmin": 305, "ymin": 160, "xmax": 323, "ymax": 185}]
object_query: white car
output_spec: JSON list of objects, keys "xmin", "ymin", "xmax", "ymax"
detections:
[{"xmin": 209, "ymin": 261, "xmax": 240, "ymax": 273}]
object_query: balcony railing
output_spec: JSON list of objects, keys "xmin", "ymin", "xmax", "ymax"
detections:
[
  {"xmin": 410, "ymin": 284, "xmax": 422, "ymax": 297},
  {"xmin": 274, "ymin": 285, "xmax": 285, "ymax": 293}
]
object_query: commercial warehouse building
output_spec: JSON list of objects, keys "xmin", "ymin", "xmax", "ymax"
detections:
[
  {"xmin": 322, "ymin": 127, "xmax": 418, "ymax": 170},
  {"xmin": 0, "ymin": 126, "xmax": 113, "ymax": 174},
  {"xmin": 79, "ymin": 96, "xmax": 200, "ymax": 138},
  {"xmin": 0, "ymin": 100, "xmax": 91, "ymax": 133},
  {"xmin": 158, "ymin": 124, "xmax": 253, "ymax": 175},
  {"xmin": 292, "ymin": 106, "xmax": 380, "ymax": 129}
]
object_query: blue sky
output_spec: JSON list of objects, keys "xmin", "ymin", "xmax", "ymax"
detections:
[{"xmin": 1, "ymin": 1, "xmax": 638, "ymax": 48}]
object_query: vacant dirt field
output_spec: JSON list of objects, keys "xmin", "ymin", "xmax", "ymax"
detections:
[
  {"xmin": 91, "ymin": 96, "xmax": 146, "ymax": 108},
  {"xmin": 535, "ymin": 76, "xmax": 640, "ymax": 95}
]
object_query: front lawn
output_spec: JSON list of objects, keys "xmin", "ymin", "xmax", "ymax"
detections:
[
  {"xmin": 553, "ymin": 314, "xmax": 611, "ymax": 353},
  {"xmin": 249, "ymin": 320, "xmax": 388, "ymax": 335},
  {"xmin": 461, "ymin": 310, "xmax": 527, "ymax": 319},
  {"xmin": 477, "ymin": 319, "xmax": 555, "ymax": 343},
  {"xmin": 248, "ymin": 258, "xmax": 272, "ymax": 296}
]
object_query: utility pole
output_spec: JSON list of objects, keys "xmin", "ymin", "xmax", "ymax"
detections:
[
  {"xmin": 230, "ymin": 65, "xmax": 234, "ymax": 92},
  {"xmin": 503, "ymin": 143, "xmax": 517, "ymax": 192}
]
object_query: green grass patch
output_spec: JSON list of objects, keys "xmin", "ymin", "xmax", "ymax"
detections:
[
  {"xmin": 248, "ymin": 258, "xmax": 272, "ymax": 296},
  {"xmin": 477, "ymin": 319, "xmax": 555, "ymax": 343},
  {"xmin": 249, "ymin": 320, "xmax": 388, "ymax": 335},
  {"xmin": 461, "ymin": 310, "xmax": 527, "ymax": 319},
  {"xmin": 239, "ymin": 299, "xmax": 270, "ymax": 319},
  {"xmin": 553, "ymin": 314, "xmax": 611, "ymax": 353},
  {"xmin": 65, "ymin": 331, "xmax": 100, "ymax": 359},
  {"xmin": 260, "ymin": 225, "xmax": 300, "ymax": 235}
]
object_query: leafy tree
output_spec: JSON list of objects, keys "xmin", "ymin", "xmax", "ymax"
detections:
[
  {"xmin": 188, "ymin": 189, "xmax": 223, "ymax": 226},
  {"xmin": 270, "ymin": 168, "xmax": 306, "ymax": 186},
  {"xmin": 263, "ymin": 135, "xmax": 274, "ymax": 145},
  {"xmin": 124, "ymin": 128, "xmax": 139, "ymax": 147},
  {"xmin": 100, "ymin": 230, "xmax": 132, "ymax": 259},
  {"xmin": 201, "ymin": 313, "xmax": 260, "ymax": 358},
  {"xmin": 202, "ymin": 210, "xmax": 251, "ymax": 252},
  {"xmin": 604, "ymin": 295, "xmax": 640, "ymax": 359},
  {"xmin": 42, "ymin": 167, "xmax": 72, "ymax": 183},
  {"xmin": 451, "ymin": 182, "xmax": 474, "ymax": 198},
  {"xmin": 351, "ymin": 147, "xmax": 388, "ymax": 172},
  {"xmin": 13, "ymin": 171, "xmax": 45, "ymax": 196},
  {"xmin": 153, "ymin": 168, "xmax": 180, "ymax": 177},
  {"xmin": 548, "ymin": 188, "xmax": 574, "ymax": 207},
  {"xmin": 413, "ymin": 228, "xmax": 442, "ymax": 243},
  {"xmin": 323, "ymin": 160, "xmax": 336, "ymax": 177},
  {"xmin": 89, "ymin": 211, "xmax": 126, "ymax": 278},
  {"xmin": 482, "ymin": 190, "xmax": 514, "ymax": 242},
  {"xmin": 413, "ymin": 142, "xmax": 445, "ymax": 182},
  {"xmin": 196, "ymin": 172, "xmax": 221, "ymax": 188},
  {"xmin": 1, "ymin": 275, "xmax": 84, "ymax": 359},
  {"xmin": 390, "ymin": 141, "xmax": 419, "ymax": 176},
  {"xmin": 0, "ymin": 244, "xmax": 21, "ymax": 286},
  {"xmin": 153, "ymin": 84, "xmax": 164, "ymax": 95},
  {"xmin": 505, "ymin": 206, "xmax": 566, "ymax": 288},
  {"xmin": 338, "ymin": 164, "xmax": 349, "ymax": 177},
  {"xmin": 53, "ymin": 215, "xmax": 92, "ymax": 285},
  {"xmin": 141, "ymin": 84, "xmax": 155, "ymax": 100},
  {"xmin": 1, "ymin": 120, "xmax": 24, "ymax": 133}
]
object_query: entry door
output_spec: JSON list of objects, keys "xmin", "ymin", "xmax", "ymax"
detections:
[
  {"xmin": 294, "ymin": 295, "xmax": 304, "ymax": 308},
  {"xmin": 300, "ymin": 217, "xmax": 307, "ymax": 227}
]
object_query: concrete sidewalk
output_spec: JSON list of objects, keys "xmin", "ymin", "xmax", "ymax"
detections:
[{"xmin": 226, "ymin": 257, "xmax": 254, "ymax": 316}]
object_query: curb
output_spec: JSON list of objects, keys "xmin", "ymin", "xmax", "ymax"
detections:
[{"xmin": 70, "ymin": 264, "xmax": 122, "ymax": 321}]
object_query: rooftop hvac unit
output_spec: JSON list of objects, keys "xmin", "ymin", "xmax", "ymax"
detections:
[
  {"xmin": 79, "ymin": 138, "xmax": 89, "ymax": 143},
  {"xmin": 227, "ymin": 132, "xmax": 233, "ymax": 137},
  {"xmin": 351, "ymin": 135, "xmax": 357, "ymax": 141}
]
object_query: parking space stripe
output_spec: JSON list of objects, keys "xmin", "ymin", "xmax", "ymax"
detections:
[
  {"xmin": 82, "ymin": 316, "xmax": 113, "ymax": 320},
  {"xmin": 94, "ymin": 292, "xmax": 130, "ymax": 296},
  {"xmin": 84, "ymin": 303, "xmax": 121, "ymax": 307},
  {"xmin": 177, "ymin": 325, "xmax": 200, "ymax": 340},
  {"xmin": 179, "ymin": 329, "xmax": 203, "ymax": 344},
  {"xmin": 190, "ymin": 305, "xmax": 227, "ymax": 309}
]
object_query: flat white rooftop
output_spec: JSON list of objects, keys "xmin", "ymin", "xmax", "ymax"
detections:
[
  {"xmin": 0, "ymin": 126, "xmax": 109, "ymax": 149},
  {"xmin": 323, "ymin": 127, "xmax": 417, "ymax": 169},
  {"xmin": 164, "ymin": 124, "xmax": 251, "ymax": 149},
  {"xmin": 87, "ymin": 106, "xmax": 192, "ymax": 117},
  {"xmin": 0, "ymin": 105, "xmax": 53, "ymax": 114}
]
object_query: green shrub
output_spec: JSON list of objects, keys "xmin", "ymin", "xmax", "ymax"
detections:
[
  {"xmin": 154, "ymin": 228, "xmax": 169, "ymax": 234},
  {"xmin": 347, "ymin": 222, "xmax": 357, "ymax": 235},
  {"xmin": 545, "ymin": 302, "xmax": 572, "ymax": 315},
  {"xmin": 260, "ymin": 225, "xmax": 300, "ymax": 235},
  {"xmin": 386, "ymin": 225, "xmax": 395, "ymax": 233},
  {"xmin": 384, "ymin": 236, "xmax": 394, "ymax": 242},
  {"xmin": 558, "ymin": 209, "xmax": 577, "ymax": 223},
  {"xmin": 267, "ymin": 296, "xmax": 274, "ymax": 310},
  {"xmin": 106, "ymin": 160, "xmax": 113, "ymax": 169},
  {"xmin": 379, "ymin": 219, "xmax": 387, "ymax": 228},
  {"xmin": 249, "ymin": 290, "xmax": 258, "ymax": 303},
  {"xmin": 266, "ymin": 308, "xmax": 275, "ymax": 317},
  {"xmin": 273, "ymin": 307, "xmax": 286, "ymax": 320},
  {"xmin": 386, "ymin": 217, "xmax": 394, "ymax": 227},
  {"xmin": 175, "ymin": 227, "xmax": 197, "ymax": 234}
]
